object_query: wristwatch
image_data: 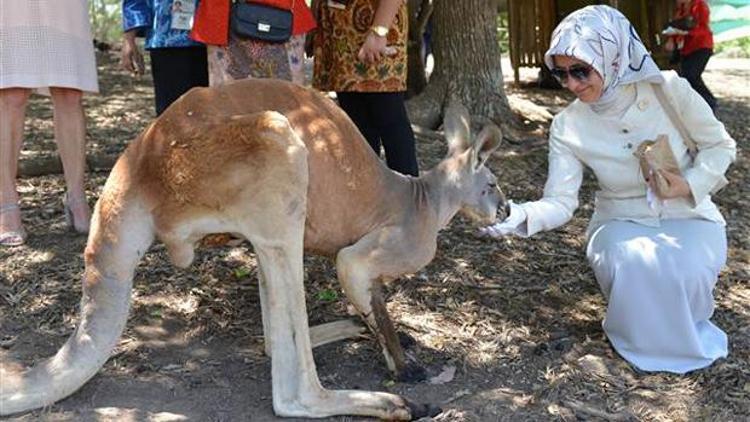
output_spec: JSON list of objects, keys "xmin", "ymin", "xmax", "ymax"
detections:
[{"xmin": 370, "ymin": 25, "xmax": 389, "ymax": 37}]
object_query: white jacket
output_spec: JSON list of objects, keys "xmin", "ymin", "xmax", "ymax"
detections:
[{"xmin": 518, "ymin": 71, "xmax": 736, "ymax": 237}]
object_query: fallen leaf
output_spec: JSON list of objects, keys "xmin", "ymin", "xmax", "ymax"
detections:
[{"xmin": 429, "ymin": 365, "xmax": 456, "ymax": 384}]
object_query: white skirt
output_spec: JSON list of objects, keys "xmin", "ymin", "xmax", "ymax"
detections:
[
  {"xmin": 586, "ymin": 219, "xmax": 728, "ymax": 373},
  {"xmin": 0, "ymin": 0, "xmax": 98, "ymax": 93}
]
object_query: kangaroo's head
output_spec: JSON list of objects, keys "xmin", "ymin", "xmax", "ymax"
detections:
[{"xmin": 442, "ymin": 102, "xmax": 508, "ymax": 225}]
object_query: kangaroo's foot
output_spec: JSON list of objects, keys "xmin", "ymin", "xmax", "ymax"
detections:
[
  {"xmin": 273, "ymin": 386, "xmax": 441, "ymax": 420},
  {"xmin": 397, "ymin": 362, "xmax": 428, "ymax": 383}
]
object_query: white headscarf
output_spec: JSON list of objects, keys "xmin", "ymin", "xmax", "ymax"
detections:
[{"xmin": 544, "ymin": 5, "xmax": 664, "ymax": 115}]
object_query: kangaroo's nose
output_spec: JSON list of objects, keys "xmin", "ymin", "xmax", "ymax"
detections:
[{"xmin": 503, "ymin": 201, "xmax": 511, "ymax": 218}]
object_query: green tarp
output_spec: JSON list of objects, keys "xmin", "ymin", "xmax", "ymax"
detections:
[{"xmin": 709, "ymin": 0, "xmax": 750, "ymax": 41}]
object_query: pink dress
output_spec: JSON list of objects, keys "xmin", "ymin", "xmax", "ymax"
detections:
[{"xmin": 0, "ymin": 0, "xmax": 98, "ymax": 93}]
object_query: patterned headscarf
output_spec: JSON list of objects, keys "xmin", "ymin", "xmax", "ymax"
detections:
[{"xmin": 544, "ymin": 5, "xmax": 664, "ymax": 106}]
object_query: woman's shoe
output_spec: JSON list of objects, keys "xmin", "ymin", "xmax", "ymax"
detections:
[
  {"xmin": 63, "ymin": 193, "xmax": 91, "ymax": 234},
  {"xmin": 0, "ymin": 203, "xmax": 27, "ymax": 247}
]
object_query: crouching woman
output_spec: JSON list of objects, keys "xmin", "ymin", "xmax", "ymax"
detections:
[{"xmin": 482, "ymin": 5, "xmax": 736, "ymax": 373}]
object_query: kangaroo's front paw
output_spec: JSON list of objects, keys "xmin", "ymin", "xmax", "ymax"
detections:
[
  {"xmin": 397, "ymin": 363, "xmax": 427, "ymax": 383},
  {"xmin": 398, "ymin": 331, "xmax": 418, "ymax": 349},
  {"xmin": 405, "ymin": 399, "xmax": 443, "ymax": 420}
]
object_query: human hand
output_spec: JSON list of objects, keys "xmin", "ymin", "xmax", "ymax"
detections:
[
  {"xmin": 663, "ymin": 37, "xmax": 676, "ymax": 52},
  {"xmin": 357, "ymin": 32, "xmax": 390, "ymax": 64},
  {"xmin": 478, "ymin": 201, "xmax": 527, "ymax": 238},
  {"xmin": 648, "ymin": 169, "xmax": 692, "ymax": 200},
  {"xmin": 120, "ymin": 31, "xmax": 145, "ymax": 76}
]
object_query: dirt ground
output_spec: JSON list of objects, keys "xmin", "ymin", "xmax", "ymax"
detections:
[{"xmin": 1, "ymin": 53, "xmax": 748, "ymax": 421}]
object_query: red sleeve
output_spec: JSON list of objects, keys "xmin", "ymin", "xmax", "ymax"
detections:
[
  {"xmin": 191, "ymin": 0, "xmax": 231, "ymax": 46},
  {"xmin": 292, "ymin": 0, "xmax": 317, "ymax": 35},
  {"xmin": 692, "ymin": 2, "xmax": 710, "ymax": 27}
]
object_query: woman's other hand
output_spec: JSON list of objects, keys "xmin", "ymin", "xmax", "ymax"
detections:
[
  {"xmin": 650, "ymin": 170, "xmax": 693, "ymax": 200},
  {"xmin": 358, "ymin": 32, "xmax": 388, "ymax": 63}
]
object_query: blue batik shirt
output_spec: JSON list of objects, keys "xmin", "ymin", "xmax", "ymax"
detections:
[{"xmin": 122, "ymin": 0, "xmax": 203, "ymax": 49}]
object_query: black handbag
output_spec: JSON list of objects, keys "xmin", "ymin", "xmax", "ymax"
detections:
[{"xmin": 231, "ymin": 1, "xmax": 293, "ymax": 43}]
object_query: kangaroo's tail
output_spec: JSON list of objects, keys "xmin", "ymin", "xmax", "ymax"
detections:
[{"xmin": 0, "ymin": 185, "xmax": 154, "ymax": 416}]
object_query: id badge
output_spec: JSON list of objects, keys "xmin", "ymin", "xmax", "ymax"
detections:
[{"xmin": 171, "ymin": 0, "xmax": 197, "ymax": 31}]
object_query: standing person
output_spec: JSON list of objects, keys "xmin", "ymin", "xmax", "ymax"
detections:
[
  {"xmin": 121, "ymin": 0, "xmax": 209, "ymax": 115},
  {"xmin": 190, "ymin": 0, "xmax": 316, "ymax": 86},
  {"xmin": 312, "ymin": 0, "xmax": 419, "ymax": 177},
  {"xmin": 481, "ymin": 6, "xmax": 735, "ymax": 373},
  {"xmin": 0, "ymin": 0, "xmax": 98, "ymax": 246},
  {"xmin": 665, "ymin": 0, "xmax": 717, "ymax": 110}
]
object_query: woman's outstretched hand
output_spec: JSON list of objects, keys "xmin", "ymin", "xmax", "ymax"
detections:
[{"xmin": 478, "ymin": 201, "xmax": 527, "ymax": 238}]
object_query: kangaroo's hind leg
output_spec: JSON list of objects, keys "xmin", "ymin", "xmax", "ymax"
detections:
[{"xmin": 234, "ymin": 112, "xmax": 424, "ymax": 419}]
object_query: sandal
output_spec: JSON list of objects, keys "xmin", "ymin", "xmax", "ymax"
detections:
[
  {"xmin": 0, "ymin": 203, "xmax": 27, "ymax": 247},
  {"xmin": 63, "ymin": 193, "xmax": 91, "ymax": 234}
]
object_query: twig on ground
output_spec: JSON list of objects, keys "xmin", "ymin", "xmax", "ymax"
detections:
[{"xmin": 563, "ymin": 399, "xmax": 633, "ymax": 421}]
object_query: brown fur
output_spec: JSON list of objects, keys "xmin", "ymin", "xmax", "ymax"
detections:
[
  {"xmin": 126, "ymin": 80, "xmax": 402, "ymax": 256},
  {"xmin": 1, "ymin": 79, "xmax": 505, "ymax": 420}
]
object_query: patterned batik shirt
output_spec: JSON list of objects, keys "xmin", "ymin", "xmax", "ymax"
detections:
[
  {"xmin": 312, "ymin": 0, "xmax": 408, "ymax": 93},
  {"xmin": 122, "ymin": 0, "xmax": 204, "ymax": 49}
]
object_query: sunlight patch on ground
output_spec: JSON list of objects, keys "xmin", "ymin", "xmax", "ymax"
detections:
[
  {"xmin": 93, "ymin": 407, "xmax": 188, "ymax": 421},
  {"xmin": 720, "ymin": 282, "xmax": 750, "ymax": 316},
  {"xmin": 134, "ymin": 292, "xmax": 200, "ymax": 316},
  {"xmin": 24, "ymin": 250, "xmax": 55, "ymax": 264}
]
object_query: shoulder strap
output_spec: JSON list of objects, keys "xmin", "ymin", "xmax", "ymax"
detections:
[{"xmin": 652, "ymin": 83, "xmax": 698, "ymax": 159}]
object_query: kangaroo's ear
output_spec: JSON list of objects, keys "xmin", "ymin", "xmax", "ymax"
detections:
[
  {"xmin": 471, "ymin": 124, "xmax": 503, "ymax": 169},
  {"xmin": 444, "ymin": 101, "xmax": 471, "ymax": 157}
]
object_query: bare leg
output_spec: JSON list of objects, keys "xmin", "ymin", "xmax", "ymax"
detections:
[
  {"xmin": 0, "ymin": 88, "xmax": 31, "ymax": 245},
  {"xmin": 50, "ymin": 87, "xmax": 90, "ymax": 232}
]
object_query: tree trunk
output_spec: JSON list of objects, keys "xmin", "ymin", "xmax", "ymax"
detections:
[
  {"xmin": 89, "ymin": 0, "xmax": 98, "ymax": 40},
  {"xmin": 406, "ymin": 0, "xmax": 433, "ymax": 98},
  {"xmin": 407, "ymin": 0, "xmax": 512, "ymax": 129}
]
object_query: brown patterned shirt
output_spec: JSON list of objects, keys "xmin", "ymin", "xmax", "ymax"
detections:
[{"xmin": 312, "ymin": 0, "xmax": 408, "ymax": 92}]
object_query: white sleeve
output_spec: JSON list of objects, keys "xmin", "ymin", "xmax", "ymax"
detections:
[
  {"xmin": 516, "ymin": 116, "xmax": 584, "ymax": 237},
  {"xmin": 666, "ymin": 73, "xmax": 736, "ymax": 205}
]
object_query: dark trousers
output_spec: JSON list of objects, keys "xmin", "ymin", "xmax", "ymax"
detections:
[
  {"xmin": 149, "ymin": 46, "xmax": 209, "ymax": 115},
  {"xmin": 679, "ymin": 48, "xmax": 716, "ymax": 110},
  {"xmin": 336, "ymin": 92, "xmax": 419, "ymax": 176}
]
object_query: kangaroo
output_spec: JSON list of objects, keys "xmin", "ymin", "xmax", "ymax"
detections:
[{"xmin": 0, "ymin": 79, "xmax": 507, "ymax": 419}]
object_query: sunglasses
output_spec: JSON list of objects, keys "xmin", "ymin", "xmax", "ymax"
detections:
[{"xmin": 550, "ymin": 65, "xmax": 593, "ymax": 84}]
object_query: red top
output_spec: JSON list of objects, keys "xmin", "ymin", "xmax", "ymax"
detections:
[
  {"xmin": 675, "ymin": 0, "xmax": 713, "ymax": 56},
  {"xmin": 191, "ymin": 0, "xmax": 316, "ymax": 46}
]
